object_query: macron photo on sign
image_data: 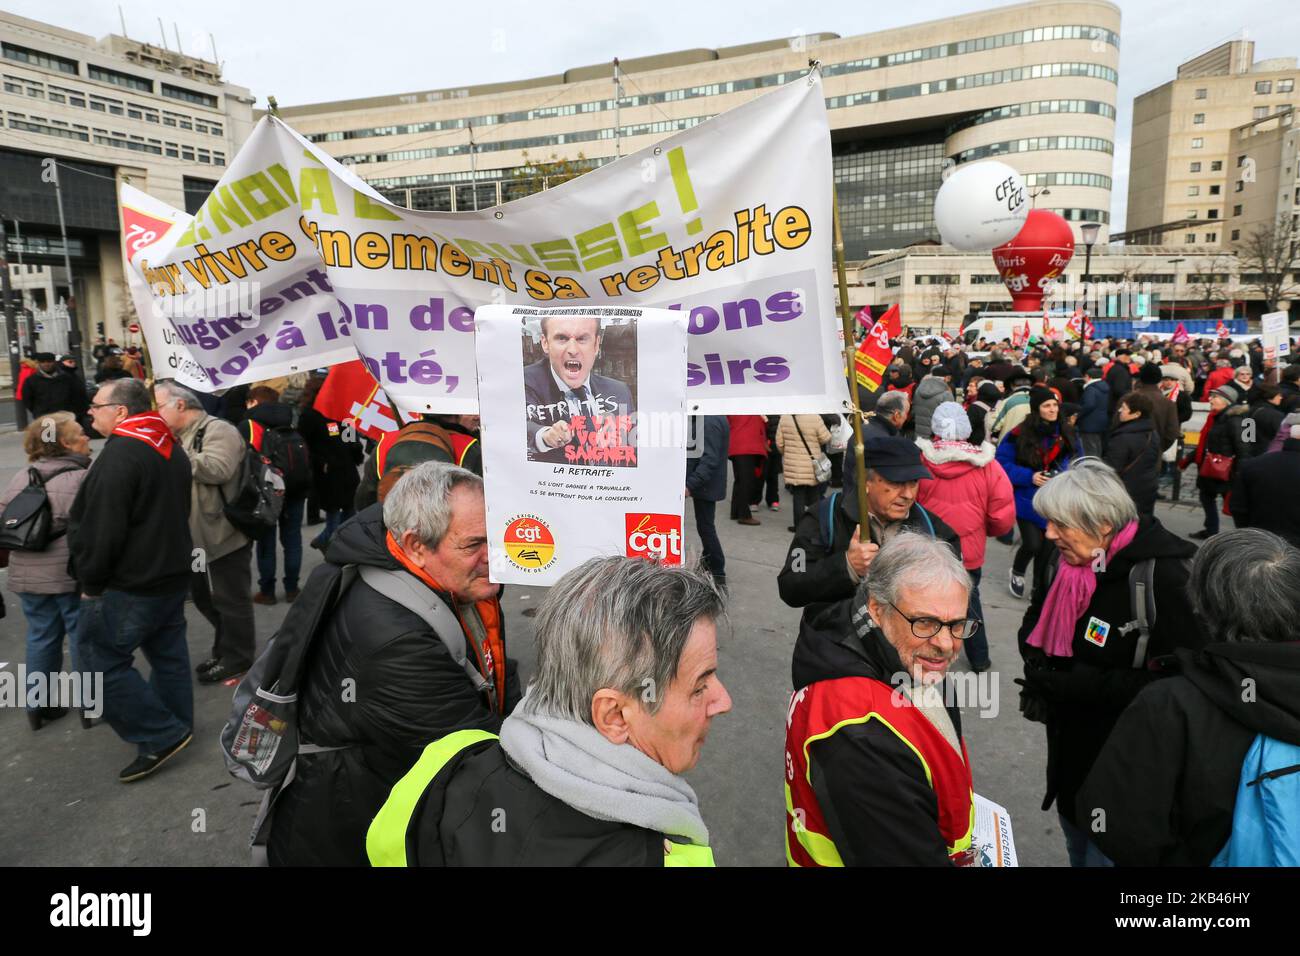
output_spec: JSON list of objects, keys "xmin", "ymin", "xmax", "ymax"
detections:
[{"xmin": 523, "ymin": 314, "xmax": 638, "ymax": 467}]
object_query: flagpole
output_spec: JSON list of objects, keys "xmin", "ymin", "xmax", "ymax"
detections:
[{"xmin": 832, "ymin": 187, "xmax": 870, "ymax": 538}]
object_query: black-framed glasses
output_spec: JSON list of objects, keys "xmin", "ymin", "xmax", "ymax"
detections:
[
  {"xmin": 88, "ymin": 402, "xmax": 125, "ymax": 411},
  {"xmin": 888, "ymin": 602, "xmax": 979, "ymax": 641}
]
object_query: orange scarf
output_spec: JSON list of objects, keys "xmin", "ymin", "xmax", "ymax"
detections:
[{"xmin": 385, "ymin": 532, "xmax": 505, "ymax": 711}]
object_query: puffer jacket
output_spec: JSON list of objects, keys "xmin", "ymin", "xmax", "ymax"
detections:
[
  {"xmin": 775, "ymin": 414, "xmax": 831, "ymax": 486},
  {"xmin": 178, "ymin": 413, "xmax": 249, "ymax": 561},
  {"xmin": 0, "ymin": 454, "xmax": 90, "ymax": 594},
  {"xmin": 267, "ymin": 505, "xmax": 520, "ymax": 867},
  {"xmin": 915, "ymin": 439, "xmax": 1015, "ymax": 570},
  {"xmin": 912, "ymin": 376, "xmax": 954, "ymax": 439},
  {"xmin": 995, "ymin": 422, "xmax": 1080, "ymax": 529}
]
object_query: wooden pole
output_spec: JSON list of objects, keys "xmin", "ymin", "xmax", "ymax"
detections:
[{"xmin": 832, "ymin": 187, "xmax": 870, "ymax": 537}]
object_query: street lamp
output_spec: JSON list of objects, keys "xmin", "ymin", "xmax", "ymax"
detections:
[
  {"xmin": 1030, "ymin": 186, "xmax": 1051, "ymax": 208},
  {"xmin": 1168, "ymin": 257, "xmax": 1185, "ymax": 323},
  {"xmin": 1080, "ymin": 221, "xmax": 1101, "ymax": 317}
]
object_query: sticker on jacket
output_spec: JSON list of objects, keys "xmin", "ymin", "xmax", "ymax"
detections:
[{"xmin": 1083, "ymin": 616, "xmax": 1110, "ymax": 648}]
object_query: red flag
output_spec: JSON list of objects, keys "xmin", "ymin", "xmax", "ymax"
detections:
[
  {"xmin": 120, "ymin": 203, "xmax": 176, "ymax": 263},
  {"xmin": 1170, "ymin": 322, "xmax": 1191, "ymax": 345},
  {"xmin": 853, "ymin": 316, "xmax": 894, "ymax": 393},
  {"xmin": 313, "ymin": 360, "xmax": 403, "ymax": 441},
  {"xmin": 854, "ymin": 306, "xmax": 873, "ymax": 329},
  {"xmin": 1010, "ymin": 323, "xmax": 1024, "ymax": 348},
  {"xmin": 1216, "ymin": 320, "xmax": 1229, "ymax": 339},
  {"xmin": 1083, "ymin": 316, "xmax": 1096, "ymax": 339},
  {"xmin": 879, "ymin": 303, "xmax": 902, "ymax": 339}
]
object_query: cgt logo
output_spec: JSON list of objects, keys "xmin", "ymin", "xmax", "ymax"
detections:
[
  {"xmin": 625, "ymin": 513, "xmax": 683, "ymax": 564},
  {"xmin": 503, "ymin": 514, "xmax": 557, "ymax": 572}
]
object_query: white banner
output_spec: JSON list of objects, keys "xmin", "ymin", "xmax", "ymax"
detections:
[
  {"xmin": 1261, "ymin": 310, "xmax": 1290, "ymax": 362},
  {"xmin": 476, "ymin": 304, "xmax": 686, "ymax": 586},
  {"xmin": 124, "ymin": 72, "xmax": 843, "ymax": 414}
]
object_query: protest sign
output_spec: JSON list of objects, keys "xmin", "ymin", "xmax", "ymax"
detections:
[
  {"xmin": 475, "ymin": 304, "xmax": 686, "ymax": 586},
  {"xmin": 972, "ymin": 794, "xmax": 1018, "ymax": 867},
  {"xmin": 125, "ymin": 72, "xmax": 842, "ymax": 415},
  {"xmin": 1261, "ymin": 311, "xmax": 1290, "ymax": 364}
]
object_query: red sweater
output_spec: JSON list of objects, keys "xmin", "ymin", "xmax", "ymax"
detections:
[{"xmin": 726, "ymin": 415, "xmax": 768, "ymax": 458}]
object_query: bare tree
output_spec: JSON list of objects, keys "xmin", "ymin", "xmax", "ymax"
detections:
[
  {"xmin": 924, "ymin": 278, "xmax": 960, "ymax": 333},
  {"xmin": 1236, "ymin": 214, "xmax": 1300, "ymax": 311},
  {"xmin": 1192, "ymin": 255, "xmax": 1229, "ymax": 317}
]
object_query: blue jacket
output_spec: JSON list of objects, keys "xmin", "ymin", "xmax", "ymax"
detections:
[
  {"xmin": 995, "ymin": 424, "xmax": 1079, "ymax": 529},
  {"xmin": 1078, "ymin": 379, "xmax": 1111, "ymax": 435},
  {"xmin": 686, "ymin": 415, "xmax": 729, "ymax": 501}
]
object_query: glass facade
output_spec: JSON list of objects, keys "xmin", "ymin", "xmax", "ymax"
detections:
[{"xmin": 834, "ymin": 134, "xmax": 947, "ymax": 259}]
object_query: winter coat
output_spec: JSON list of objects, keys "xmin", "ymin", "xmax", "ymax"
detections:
[
  {"xmin": 1078, "ymin": 641, "xmax": 1300, "ymax": 866},
  {"xmin": 178, "ymin": 413, "xmax": 250, "ymax": 562},
  {"xmin": 911, "ymin": 376, "xmax": 954, "ymax": 440},
  {"xmin": 915, "ymin": 439, "xmax": 1015, "ymax": 570},
  {"xmin": 1103, "ymin": 361, "xmax": 1131, "ymax": 414},
  {"xmin": 995, "ymin": 422, "xmax": 1079, "ymax": 529},
  {"xmin": 1135, "ymin": 384, "xmax": 1180, "ymax": 451},
  {"xmin": 775, "ymin": 414, "xmax": 831, "ymax": 486},
  {"xmin": 1230, "ymin": 439, "xmax": 1300, "ymax": 547},
  {"xmin": 22, "ymin": 369, "xmax": 88, "ymax": 419},
  {"xmin": 1195, "ymin": 403, "xmax": 1250, "ymax": 494},
  {"xmin": 268, "ymin": 505, "xmax": 520, "ymax": 867},
  {"xmin": 988, "ymin": 388, "xmax": 1031, "ymax": 442},
  {"xmin": 1103, "ymin": 418, "xmax": 1162, "ymax": 515},
  {"xmin": 725, "ymin": 415, "xmax": 768, "ymax": 458},
  {"xmin": 685, "ymin": 416, "xmax": 729, "ymax": 502},
  {"xmin": 0, "ymin": 454, "xmax": 89, "ymax": 594},
  {"xmin": 1077, "ymin": 380, "xmax": 1111, "ymax": 435},
  {"xmin": 1016, "ymin": 515, "xmax": 1205, "ymax": 826},
  {"xmin": 966, "ymin": 400, "xmax": 993, "ymax": 447},
  {"xmin": 298, "ymin": 407, "xmax": 363, "ymax": 511},
  {"xmin": 1201, "ymin": 366, "xmax": 1235, "ymax": 401},
  {"xmin": 1265, "ymin": 411, "xmax": 1300, "ymax": 455},
  {"xmin": 1243, "ymin": 400, "xmax": 1285, "ymax": 457}
]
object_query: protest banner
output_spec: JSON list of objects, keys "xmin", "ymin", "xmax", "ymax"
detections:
[
  {"xmin": 474, "ymin": 304, "xmax": 687, "ymax": 586},
  {"xmin": 124, "ymin": 72, "xmax": 842, "ymax": 416},
  {"xmin": 1261, "ymin": 311, "xmax": 1291, "ymax": 364}
]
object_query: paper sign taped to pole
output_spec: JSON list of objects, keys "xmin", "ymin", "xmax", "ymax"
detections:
[{"xmin": 475, "ymin": 304, "xmax": 686, "ymax": 586}]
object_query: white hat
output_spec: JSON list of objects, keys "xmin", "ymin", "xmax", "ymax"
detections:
[{"xmin": 930, "ymin": 401, "xmax": 972, "ymax": 442}]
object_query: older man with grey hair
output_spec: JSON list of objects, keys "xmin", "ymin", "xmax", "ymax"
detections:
[
  {"xmin": 786, "ymin": 532, "xmax": 977, "ymax": 866},
  {"xmin": 267, "ymin": 461, "xmax": 520, "ymax": 867},
  {"xmin": 367, "ymin": 555, "xmax": 730, "ymax": 866},
  {"xmin": 155, "ymin": 379, "xmax": 255, "ymax": 685}
]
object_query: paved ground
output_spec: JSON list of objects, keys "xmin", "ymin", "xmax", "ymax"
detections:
[{"xmin": 0, "ymin": 429, "xmax": 1208, "ymax": 866}]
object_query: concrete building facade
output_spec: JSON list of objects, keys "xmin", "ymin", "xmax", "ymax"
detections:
[
  {"xmin": 0, "ymin": 11, "xmax": 255, "ymax": 369},
  {"xmin": 1125, "ymin": 39, "xmax": 1298, "ymax": 249},
  {"xmin": 281, "ymin": 0, "xmax": 1121, "ymax": 259}
]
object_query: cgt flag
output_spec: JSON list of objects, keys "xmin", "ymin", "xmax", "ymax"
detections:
[
  {"xmin": 313, "ymin": 360, "xmax": 409, "ymax": 440},
  {"xmin": 877, "ymin": 302, "xmax": 903, "ymax": 340},
  {"xmin": 1216, "ymin": 320, "xmax": 1230, "ymax": 339},
  {"xmin": 853, "ymin": 312, "xmax": 894, "ymax": 392},
  {"xmin": 1170, "ymin": 322, "xmax": 1191, "ymax": 345}
]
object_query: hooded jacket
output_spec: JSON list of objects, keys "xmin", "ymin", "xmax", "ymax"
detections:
[
  {"xmin": 786, "ymin": 600, "xmax": 974, "ymax": 866},
  {"xmin": 912, "ymin": 376, "xmax": 954, "ymax": 440},
  {"xmin": 1016, "ymin": 515, "xmax": 1206, "ymax": 825},
  {"xmin": 915, "ymin": 439, "xmax": 1015, "ymax": 570},
  {"xmin": 1078, "ymin": 641, "xmax": 1300, "ymax": 866},
  {"xmin": 1103, "ymin": 417, "xmax": 1161, "ymax": 515},
  {"xmin": 267, "ymin": 505, "xmax": 520, "ymax": 866}
]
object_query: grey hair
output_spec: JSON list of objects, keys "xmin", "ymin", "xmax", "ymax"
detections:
[
  {"xmin": 527, "ymin": 556, "xmax": 724, "ymax": 723},
  {"xmin": 155, "ymin": 380, "xmax": 204, "ymax": 411},
  {"xmin": 858, "ymin": 531, "xmax": 970, "ymax": 612},
  {"xmin": 382, "ymin": 460, "xmax": 482, "ymax": 549},
  {"xmin": 1190, "ymin": 529, "xmax": 1300, "ymax": 643},
  {"xmin": 1032, "ymin": 459, "xmax": 1138, "ymax": 538},
  {"xmin": 101, "ymin": 376, "xmax": 152, "ymax": 415},
  {"xmin": 876, "ymin": 390, "xmax": 910, "ymax": 418}
]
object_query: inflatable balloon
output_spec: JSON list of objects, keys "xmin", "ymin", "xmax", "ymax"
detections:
[
  {"xmin": 933, "ymin": 160, "xmax": 1029, "ymax": 251},
  {"xmin": 993, "ymin": 209, "xmax": 1076, "ymax": 313}
]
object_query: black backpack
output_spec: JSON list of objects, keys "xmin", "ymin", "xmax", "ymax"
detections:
[
  {"xmin": 0, "ymin": 464, "xmax": 81, "ymax": 552},
  {"xmin": 196, "ymin": 420, "xmax": 285, "ymax": 538},
  {"xmin": 260, "ymin": 425, "xmax": 311, "ymax": 497}
]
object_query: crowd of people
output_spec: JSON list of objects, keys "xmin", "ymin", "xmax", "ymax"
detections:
[{"xmin": 2, "ymin": 325, "xmax": 1298, "ymax": 867}]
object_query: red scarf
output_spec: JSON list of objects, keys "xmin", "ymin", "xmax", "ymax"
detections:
[{"xmin": 112, "ymin": 411, "xmax": 176, "ymax": 459}]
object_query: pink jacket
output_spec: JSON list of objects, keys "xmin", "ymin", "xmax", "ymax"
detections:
[{"xmin": 915, "ymin": 438, "xmax": 1015, "ymax": 570}]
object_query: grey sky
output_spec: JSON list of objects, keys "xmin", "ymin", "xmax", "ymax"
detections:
[{"xmin": 17, "ymin": 0, "xmax": 1300, "ymax": 230}]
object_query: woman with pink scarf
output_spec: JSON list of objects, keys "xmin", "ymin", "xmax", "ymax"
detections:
[{"xmin": 1014, "ymin": 460, "xmax": 1206, "ymax": 867}]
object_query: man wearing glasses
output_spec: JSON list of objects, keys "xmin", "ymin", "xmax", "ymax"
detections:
[{"xmin": 784, "ymin": 533, "xmax": 978, "ymax": 866}]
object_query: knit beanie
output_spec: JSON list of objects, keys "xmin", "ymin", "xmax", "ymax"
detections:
[{"xmin": 930, "ymin": 401, "xmax": 972, "ymax": 441}]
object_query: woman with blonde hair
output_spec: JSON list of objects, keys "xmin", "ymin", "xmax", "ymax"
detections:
[{"xmin": 0, "ymin": 412, "xmax": 93, "ymax": 730}]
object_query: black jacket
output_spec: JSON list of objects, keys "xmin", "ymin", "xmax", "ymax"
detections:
[
  {"xmin": 1196, "ymin": 404, "xmax": 1250, "ymax": 493},
  {"xmin": 1103, "ymin": 418, "xmax": 1161, "ymax": 515},
  {"xmin": 1103, "ymin": 361, "xmax": 1131, "ymax": 415},
  {"xmin": 267, "ymin": 505, "xmax": 520, "ymax": 866},
  {"xmin": 685, "ymin": 415, "xmax": 729, "ymax": 502},
  {"xmin": 1078, "ymin": 379, "xmax": 1111, "ymax": 435},
  {"xmin": 67, "ymin": 433, "xmax": 192, "ymax": 597},
  {"xmin": 1078, "ymin": 641, "xmax": 1300, "ymax": 866},
  {"xmin": 23, "ymin": 369, "xmax": 88, "ymax": 419},
  {"xmin": 1231, "ymin": 439, "xmax": 1300, "ymax": 547},
  {"xmin": 404, "ymin": 740, "xmax": 667, "ymax": 865},
  {"xmin": 297, "ymin": 407, "xmax": 363, "ymax": 511},
  {"xmin": 1243, "ymin": 400, "xmax": 1285, "ymax": 457},
  {"xmin": 1016, "ymin": 515, "xmax": 1207, "ymax": 825},
  {"xmin": 777, "ymin": 492, "xmax": 961, "ymax": 614},
  {"xmin": 790, "ymin": 599, "xmax": 966, "ymax": 865}
]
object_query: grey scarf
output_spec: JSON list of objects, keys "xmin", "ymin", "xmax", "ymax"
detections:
[{"xmin": 499, "ymin": 693, "xmax": 709, "ymax": 846}]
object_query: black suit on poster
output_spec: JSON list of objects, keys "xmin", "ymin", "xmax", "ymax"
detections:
[{"xmin": 523, "ymin": 359, "xmax": 636, "ymax": 464}]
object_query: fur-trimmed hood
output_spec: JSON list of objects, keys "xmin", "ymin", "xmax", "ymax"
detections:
[{"xmin": 916, "ymin": 437, "xmax": 997, "ymax": 469}]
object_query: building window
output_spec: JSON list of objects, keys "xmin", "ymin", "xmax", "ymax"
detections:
[
  {"xmin": 1206, "ymin": 232, "xmax": 1217, "ymax": 242},
  {"xmin": 1256, "ymin": 80, "xmax": 1273, "ymax": 94},
  {"xmin": 1210, "ymin": 184, "xmax": 1221, "ymax": 195},
  {"xmin": 1236, "ymin": 180, "xmax": 1245, "ymax": 192},
  {"xmin": 1233, "ymin": 204, "xmax": 1243, "ymax": 215},
  {"xmin": 160, "ymin": 84, "xmax": 218, "ymax": 109},
  {"xmin": 1211, "ymin": 160, "xmax": 1223, "ymax": 171},
  {"xmin": 1187, "ymin": 210, "xmax": 1198, "ymax": 219},
  {"xmin": 884, "ymin": 277, "xmax": 901, "ymax": 288},
  {"xmin": 1193, "ymin": 113, "xmax": 1205, "ymax": 124},
  {"xmin": 0, "ymin": 41, "xmax": 78, "ymax": 75},
  {"xmin": 1195, "ymin": 88, "xmax": 1207, "ymax": 99},
  {"xmin": 1255, "ymin": 106, "xmax": 1270, "ymax": 120},
  {"xmin": 1188, "ymin": 185, "xmax": 1200, "ymax": 196},
  {"xmin": 1190, "ymin": 161, "xmax": 1202, "ymax": 172},
  {"xmin": 1191, "ymin": 137, "xmax": 1204, "ymax": 149},
  {"xmin": 1186, "ymin": 233, "xmax": 1197, "ymax": 243},
  {"xmin": 1232, "ymin": 229, "xmax": 1241, "ymax": 240},
  {"xmin": 1279, "ymin": 79, "xmax": 1295, "ymax": 93},
  {"xmin": 87, "ymin": 65, "xmax": 152, "ymax": 93},
  {"xmin": 1237, "ymin": 154, "xmax": 1248, "ymax": 167},
  {"xmin": 1208, "ymin": 209, "xmax": 1219, "ymax": 218}
]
